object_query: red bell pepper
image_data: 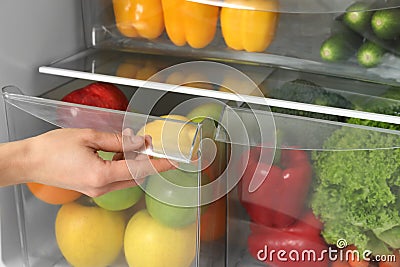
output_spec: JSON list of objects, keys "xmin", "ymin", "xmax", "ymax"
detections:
[
  {"xmin": 238, "ymin": 147, "xmax": 312, "ymax": 227},
  {"xmin": 248, "ymin": 211, "xmax": 329, "ymax": 267}
]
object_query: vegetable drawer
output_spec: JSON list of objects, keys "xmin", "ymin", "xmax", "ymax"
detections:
[{"xmin": 217, "ymin": 105, "xmax": 400, "ymax": 266}]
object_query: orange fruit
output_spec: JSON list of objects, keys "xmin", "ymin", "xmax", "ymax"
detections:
[
  {"xmin": 200, "ymin": 196, "xmax": 227, "ymax": 242},
  {"xmin": 27, "ymin": 183, "xmax": 82, "ymax": 205}
]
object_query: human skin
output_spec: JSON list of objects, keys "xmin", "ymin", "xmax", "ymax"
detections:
[{"xmin": 0, "ymin": 128, "xmax": 175, "ymax": 197}]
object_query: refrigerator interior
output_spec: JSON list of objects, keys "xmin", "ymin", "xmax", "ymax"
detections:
[{"xmin": 2, "ymin": 0, "xmax": 400, "ymax": 266}]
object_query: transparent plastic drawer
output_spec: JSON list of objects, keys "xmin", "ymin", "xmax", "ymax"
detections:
[
  {"xmin": 81, "ymin": 0, "xmax": 400, "ymax": 86},
  {"xmin": 1, "ymin": 80, "xmax": 228, "ymax": 267},
  {"xmin": 216, "ymin": 105, "xmax": 400, "ymax": 266}
]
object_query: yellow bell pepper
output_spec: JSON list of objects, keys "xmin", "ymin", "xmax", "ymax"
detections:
[
  {"xmin": 220, "ymin": 0, "xmax": 279, "ymax": 52},
  {"xmin": 112, "ymin": 0, "xmax": 164, "ymax": 39},
  {"xmin": 162, "ymin": 0, "xmax": 219, "ymax": 49}
]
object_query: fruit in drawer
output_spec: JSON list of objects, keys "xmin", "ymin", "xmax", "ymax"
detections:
[
  {"xmin": 162, "ymin": 0, "xmax": 219, "ymax": 49},
  {"xmin": 124, "ymin": 209, "xmax": 196, "ymax": 267},
  {"xmin": 187, "ymin": 103, "xmax": 226, "ymax": 181},
  {"xmin": 200, "ymin": 196, "xmax": 227, "ymax": 241},
  {"xmin": 92, "ymin": 151, "xmax": 144, "ymax": 211},
  {"xmin": 60, "ymin": 82, "xmax": 129, "ymax": 129},
  {"xmin": 186, "ymin": 102, "xmax": 223, "ymax": 124},
  {"xmin": 165, "ymin": 71, "xmax": 214, "ymax": 90},
  {"xmin": 137, "ymin": 115, "xmax": 200, "ymax": 159},
  {"xmin": 26, "ymin": 183, "xmax": 82, "ymax": 205},
  {"xmin": 55, "ymin": 200, "xmax": 125, "ymax": 267},
  {"xmin": 115, "ymin": 59, "xmax": 161, "ymax": 80},
  {"xmin": 112, "ymin": 0, "xmax": 164, "ymax": 39},
  {"xmin": 145, "ymin": 164, "xmax": 209, "ymax": 228},
  {"xmin": 61, "ymin": 82, "xmax": 128, "ymax": 111},
  {"xmin": 371, "ymin": 8, "xmax": 400, "ymax": 40},
  {"xmin": 220, "ymin": 0, "xmax": 279, "ymax": 52}
]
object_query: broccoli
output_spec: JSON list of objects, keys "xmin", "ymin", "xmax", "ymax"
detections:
[
  {"xmin": 311, "ymin": 126, "xmax": 400, "ymax": 254},
  {"xmin": 268, "ymin": 79, "xmax": 354, "ymax": 122},
  {"xmin": 348, "ymin": 86, "xmax": 400, "ymax": 130},
  {"xmin": 348, "ymin": 105, "xmax": 400, "ymax": 130}
]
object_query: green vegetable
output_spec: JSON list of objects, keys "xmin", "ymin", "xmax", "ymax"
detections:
[
  {"xmin": 357, "ymin": 41, "xmax": 386, "ymax": 67},
  {"xmin": 268, "ymin": 79, "xmax": 353, "ymax": 122},
  {"xmin": 381, "ymin": 86, "xmax": 400, "ymax": 101},
  {"xmin": 343, "ymin": 2, "xmax": 373, "ymax": 34},
  {"xmin": 347, "ymin": 87, "xmax": 400, "ymax": 130},
  {"xmin": 371, "ymin": 8, "xmax": 400, "ymax": 40},
  {"xmin": 320, "ymin": 32, "xmax": 363, "ymax": 62},
  {"xmin": 311, "ymin": 127, "xmax": 400, "ymax": 253},
  {"xmin": 348, "ymin": 105, "xmax": 400, "ymax": 130}
]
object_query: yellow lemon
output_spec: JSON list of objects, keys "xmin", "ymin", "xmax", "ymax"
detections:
[
  {"xmin": 124, "ymin": 209, "xmax": 197, "ymax": 267},
  {"xmin": 55, "ymin": 201, "xmax": 125, "ymax": 267}
]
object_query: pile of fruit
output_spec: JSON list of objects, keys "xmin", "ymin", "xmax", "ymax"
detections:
[
  {"xmin": 320, "ymin": 2, "xmax": 400, "ymax": 68},
  {"xmin": 27, "ymin": 83, "xmax": 227, "ymax": 267}
]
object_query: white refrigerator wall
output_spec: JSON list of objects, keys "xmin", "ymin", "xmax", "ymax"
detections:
[
  {"xmin": 0, "ymin": 1, "xmax": 85, "ymax": 266},
  {"xmin": 0, "ymin": 0, "xmax": 86, "ymax": 142}
]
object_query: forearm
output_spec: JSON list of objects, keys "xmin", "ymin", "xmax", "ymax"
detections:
[{"xmin": 0, "ymin": 139, "xmax": 32, "ymax": 186}]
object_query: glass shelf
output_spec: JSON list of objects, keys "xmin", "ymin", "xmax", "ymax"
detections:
[{"xmin": 39, "ymin": 48, "xmax": 400, "ymax": 126}]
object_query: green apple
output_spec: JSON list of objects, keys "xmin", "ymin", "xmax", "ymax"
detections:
[
  {"xmin": 145, "ymin": 163, "xmax": 209, "ymax": 228},
  {"xmin": 93, "ymin": 151, "xmax": 144, "ymax": 211},
  {"xmin": 186, "ymin": 102, "xmax": 223, "ymax": 123}
]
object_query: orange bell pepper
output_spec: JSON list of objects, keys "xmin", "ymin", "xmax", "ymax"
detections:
[
  {"xmin": 220, "ymin": 0, "xmax": 279, "ymax": 52},
  {"xmin": 112, "ymin": 0, "xmax": 164, "ymax": 39},
  {"xmin": 162, "ymin": 0, "xmax": 219, "ymax": 49}
]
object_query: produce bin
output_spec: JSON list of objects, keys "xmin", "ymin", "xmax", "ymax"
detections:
[
  {"xmin": 213, "ymin": 104, "xmax": 400, "ymax": 266},
  {"xmin": 2, "ymin": 80, "xmax": 229, "ymax": 267}
]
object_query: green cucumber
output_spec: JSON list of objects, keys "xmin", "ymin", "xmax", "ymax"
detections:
[
  {"xmin": 343, "ymin": 2, "xmax": 373, "ymax": 34},
  {"xmin": 320, "ymin": 32, "xmax": 363, "ymax": 62},
  {"xmin": 357, "ymin": 41, "xmax": 386, "ymax": 67},
  {"xmin": 371, "ymin": 8, "xmax": 400, "ymax": 40}
]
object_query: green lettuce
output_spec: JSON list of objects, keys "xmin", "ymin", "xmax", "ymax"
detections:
[{"xmin": 311, "ymin": 127, "xmax": 400, "ymax": 253}]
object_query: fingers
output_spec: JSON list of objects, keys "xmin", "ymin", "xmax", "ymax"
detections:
[
  {"xmin": 105, "ymin": 157, "xmax": 175, "ymax": 183},
  {"xmin": 88, "ymin": 128, "xmax": 147, "ymax": 154}
]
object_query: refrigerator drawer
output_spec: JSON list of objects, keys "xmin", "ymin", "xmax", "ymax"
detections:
[
  {"xmin": 216, "ymin": 106, "xmax": 400, "ymax": 266},
  {"xmin": 3, "ymin": 79, "xmax": 400, "ymax": 267},
  {"xmin": 2, "ymin": 80, "xmax": 229, "ymax": 267}
]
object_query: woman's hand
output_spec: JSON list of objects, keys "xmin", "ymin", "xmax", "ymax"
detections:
[{"xmin": 1, "ymin": 128, "xmax": 175, "ymax": 197}]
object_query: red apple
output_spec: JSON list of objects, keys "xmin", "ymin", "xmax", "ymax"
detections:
[{"xmin": 59, "ymin": 82, "xmax": 129, "ymax": 129}]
